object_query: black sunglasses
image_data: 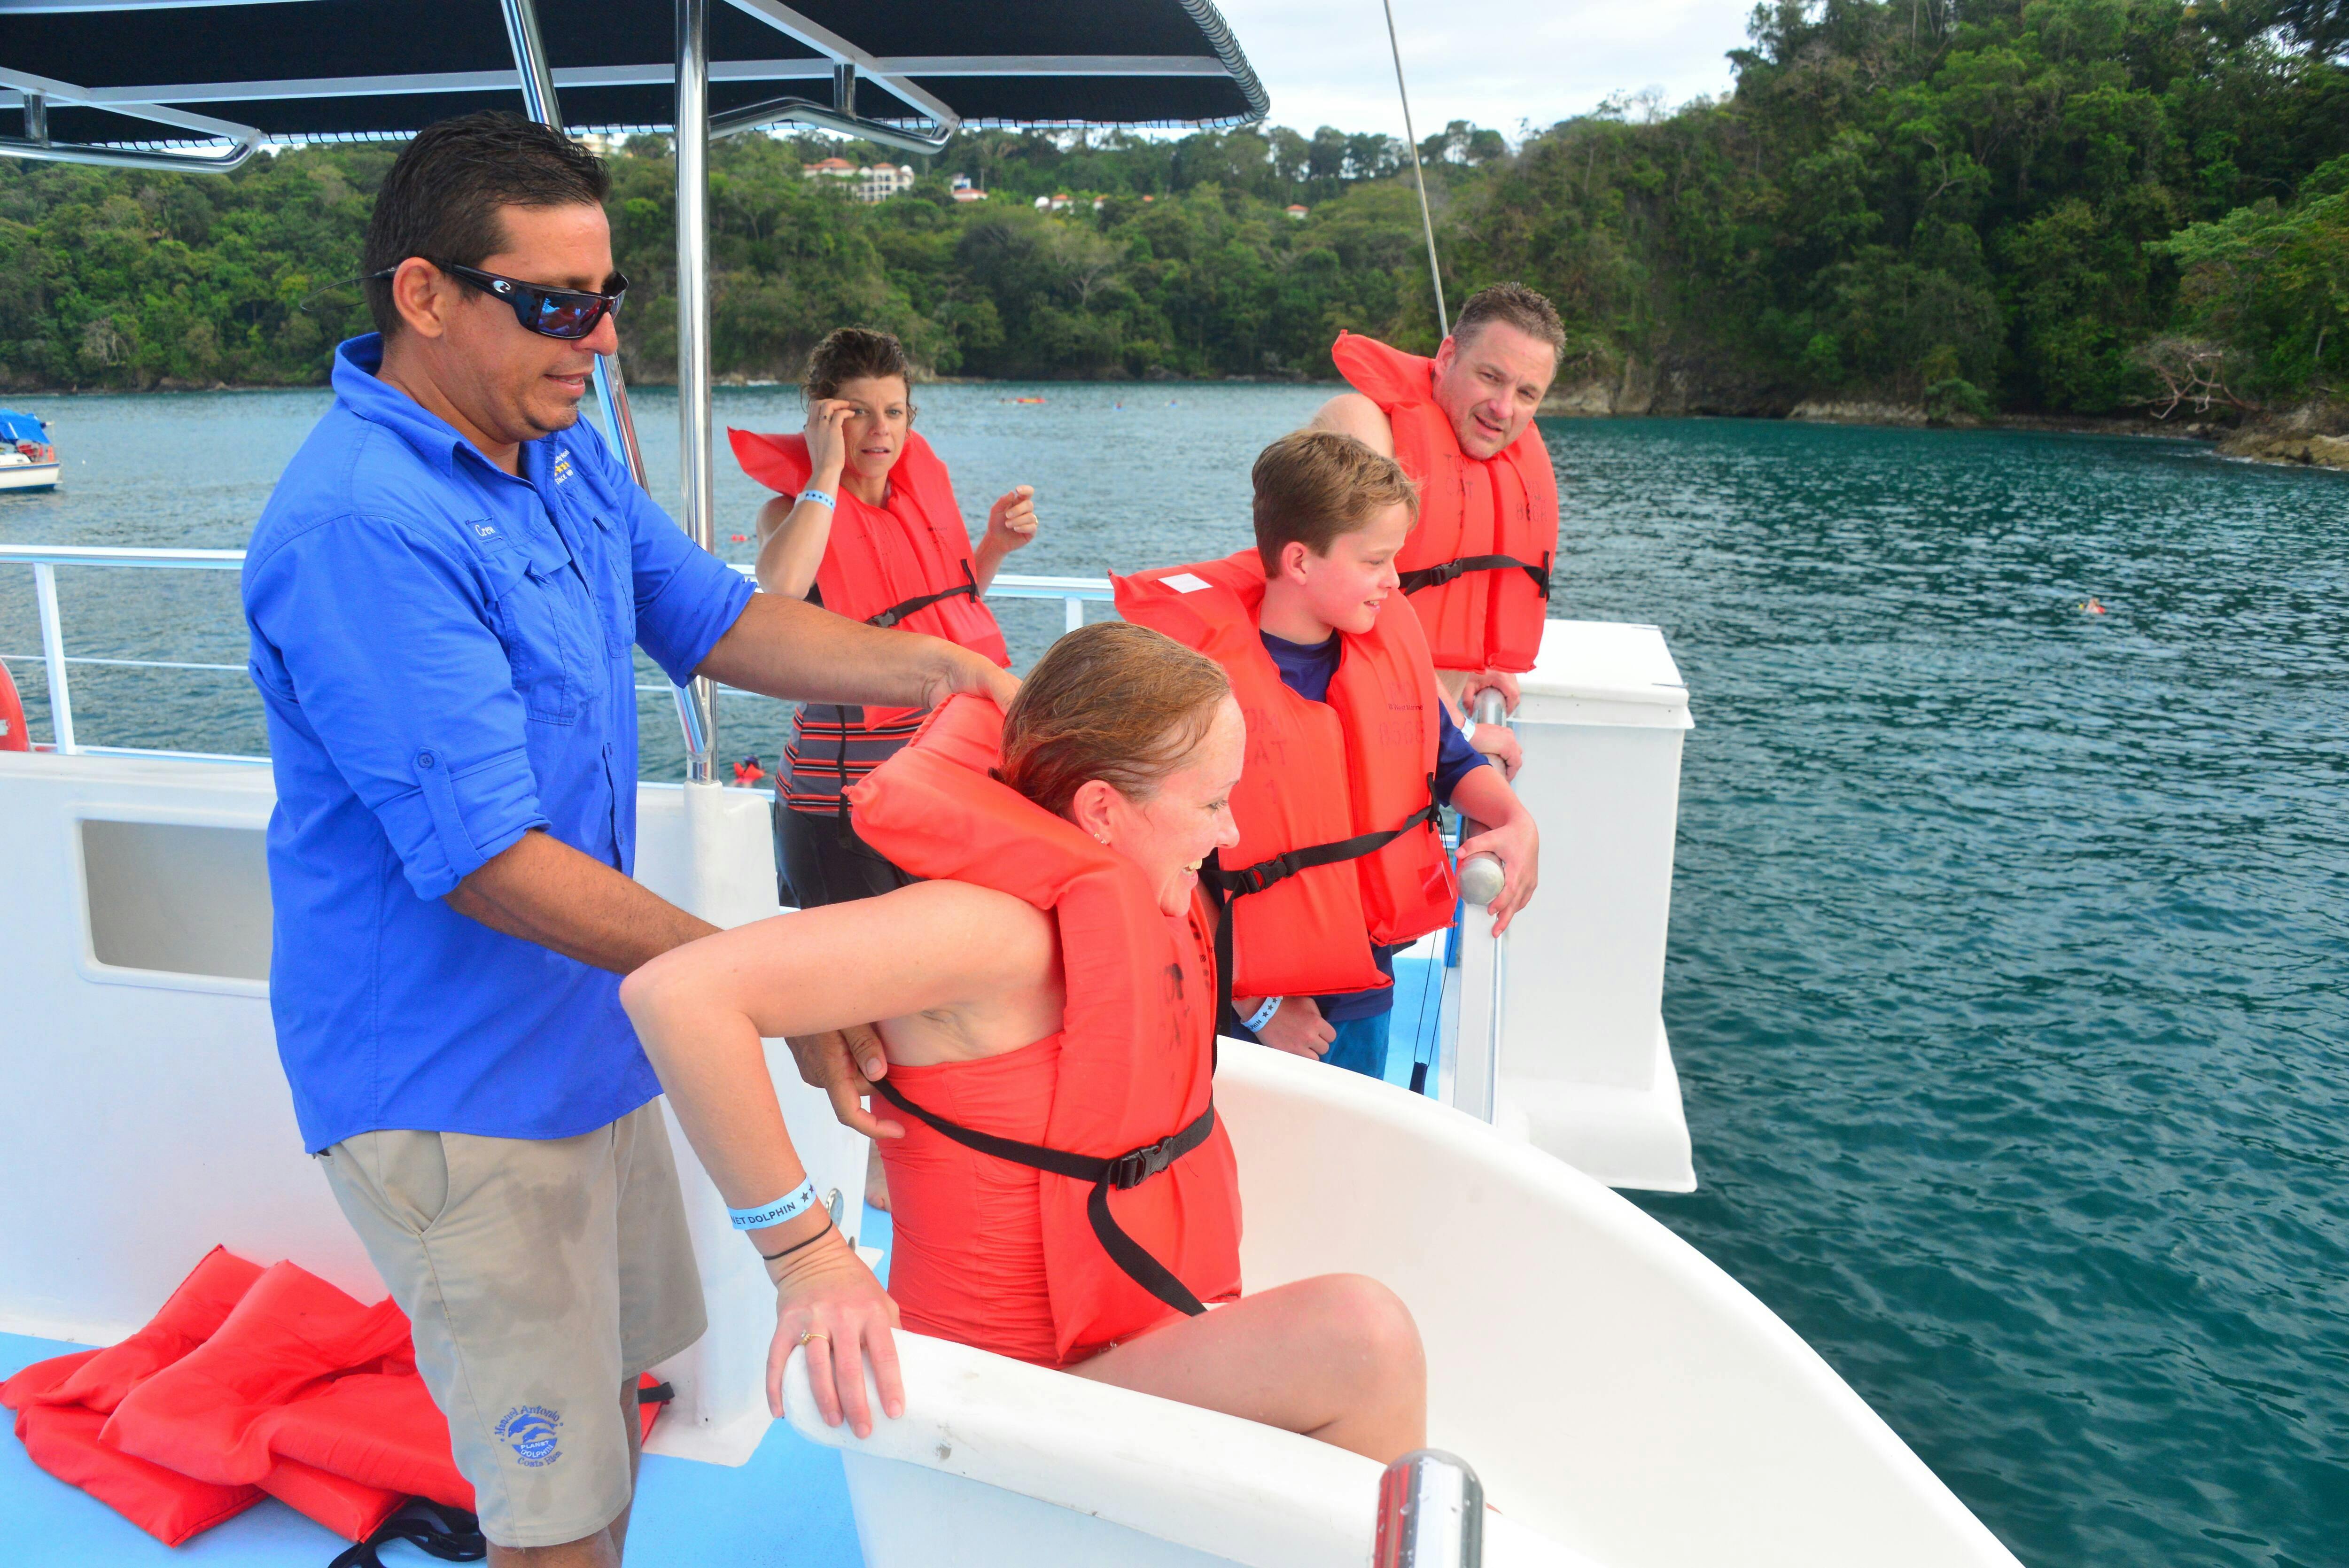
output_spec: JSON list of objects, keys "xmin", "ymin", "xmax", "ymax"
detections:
[{"xmin": 366, "ymin": 259, "xmax": 627, "ymax": 340}]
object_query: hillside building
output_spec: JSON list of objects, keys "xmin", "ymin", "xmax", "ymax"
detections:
[{"xmin": 801, "ymin": 157, "xmax": 917, "ymax": 203}]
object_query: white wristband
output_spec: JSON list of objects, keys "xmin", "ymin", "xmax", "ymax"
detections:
[
  {"xmin": 796, "ymin": 487, "xmax": 836, "ymax": 512},
  {"xmin": 729, "ymin": 1177, "xmax": 820, "ymax": 1231},
  {"xmin": 1243, "ymin": 996, "xmax": 1283, "ymax": 1033}
]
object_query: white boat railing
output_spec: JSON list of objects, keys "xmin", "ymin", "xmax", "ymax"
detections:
[
  {"xmin": 0, "ymin": 542, "xmax": 1112, "ymax": 760},
  {"xmin": 0, "ymin": 540, "xmax": 1536, "ymax": 1145}
]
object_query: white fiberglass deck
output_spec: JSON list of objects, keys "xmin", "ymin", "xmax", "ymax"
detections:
[{"xmin": 0, "ymin": 955, "xmax": 1452, "ymax": 1568}]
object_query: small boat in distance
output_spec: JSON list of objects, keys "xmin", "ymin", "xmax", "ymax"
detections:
[{"xmin": 0, "ymin": 409, "xmax": 58, "ymax": 491}]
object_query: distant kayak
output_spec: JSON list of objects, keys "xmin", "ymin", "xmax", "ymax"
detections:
[{"xmin": 1010, "ymin": 396, "xmax": 1046, "ymax": 404}]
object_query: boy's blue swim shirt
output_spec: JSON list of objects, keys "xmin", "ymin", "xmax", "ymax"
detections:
[{"xmin": 244, "ymin": 334, "xmax": 754, "ymax": 1153}]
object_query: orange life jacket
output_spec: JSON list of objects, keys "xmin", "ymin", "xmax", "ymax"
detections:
[
  {"xmin": 849, "ymin": 694, "xmax": 1243, "ymax": 1366},
  {"xmin": 728, "ymin": 427, "xmax": 1011, "ymax": 728},
  {"xmin": 0, "ymin": 657, "xmax": 28, "ymax": 751},
  {"xmin": 1113, "ymin": 551, "xmax": 1458, "ymax": 1000},
  {"xmin": 1, "ymin": 1246, "xmax": 664, "ymax": 1547},
  {"xmin": 1331, "ymin": 331, "xmax": 1559, "ymax": 673}
]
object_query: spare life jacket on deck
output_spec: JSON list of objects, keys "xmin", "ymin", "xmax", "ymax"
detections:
[
  {"xmin": 1113, "ymin": 551, "xmax": 1458, "ymax": 1001},
  {"xmin": 728, "ymin": 427, "xmax": 1011, "ymax": 731},
  {"xmin": 849, "ymin": 694, "xmax": 1242, "ymax": 1366},
  {"xmin": 1, "ymin": 1246, "xmax": 667, "ymax": 1547},
  {"xmin": 1332, "ymin": 331, "xmax": 1559, "ymax": 674}
]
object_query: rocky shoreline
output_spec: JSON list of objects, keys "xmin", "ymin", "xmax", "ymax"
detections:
[{"xmin": 1538, "ymin": 357, "xmax": 2349, "ymax": 473}]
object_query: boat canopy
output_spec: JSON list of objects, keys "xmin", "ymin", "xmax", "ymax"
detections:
[
  {"xmin": 0, "ymin": 0, "xmax": 1269, "ymax": 779},
  {"xmin": 0, "ymin": 0, "xmax": 1268, "ymax": 166},
  {"xmin": 0, "ymin": 409, "xmax": 48, "ymax": 444}
]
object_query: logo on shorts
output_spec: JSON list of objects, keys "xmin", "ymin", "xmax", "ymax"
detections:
[{"xmin": 494, "ymin": 1405, "xmax": 564, "ymax": 1467}]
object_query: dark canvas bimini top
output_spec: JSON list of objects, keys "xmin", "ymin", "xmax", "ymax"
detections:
[{"xmin": 0, "ymin": 0, "xmax": 1268, "ymax": 148}]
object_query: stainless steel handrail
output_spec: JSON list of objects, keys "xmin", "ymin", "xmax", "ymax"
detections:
[
  {"xmin": 0, "ymin": 545, "xmax": 244, "ymax": 570},
  {"xmin": 1375, "ymin": 1449, "xmax": 1484, "ymax": 1568},
  {"xmin": 0, "ymin": 543, "xmax": 1111, "ymax": 757}
]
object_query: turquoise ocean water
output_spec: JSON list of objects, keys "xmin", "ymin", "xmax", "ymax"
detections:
[{"xmin": 1, "ymin": 386, "xmax": 2343, "ymax": 1566}]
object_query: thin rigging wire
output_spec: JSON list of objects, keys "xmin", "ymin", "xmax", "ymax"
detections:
[{"xmin": 1381, "ymin": 0, "xmax": 1450, "ymax": 338}]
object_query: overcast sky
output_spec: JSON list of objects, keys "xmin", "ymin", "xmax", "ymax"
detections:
[{"xmin": 1208, "ymin": 0, "xmax": 1758, "ymax": 141}]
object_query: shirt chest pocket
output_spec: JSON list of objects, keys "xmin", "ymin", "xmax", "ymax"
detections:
[
  {"xmin": 478, "ymin": 532, "xmax": 601, "ymax": 724},
  {"xmin": 588, "ymin": 511, "xmax": 636, "ymax": 654}
]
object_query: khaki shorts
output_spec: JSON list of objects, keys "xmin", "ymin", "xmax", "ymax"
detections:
[{"xmin": 319, "ymin": 1100, "xmax": 707, "ymax": 1548}]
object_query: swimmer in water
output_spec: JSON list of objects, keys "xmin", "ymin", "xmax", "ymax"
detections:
[{"xmin": 2082, "ymin": 597, "xmax": 2107, "ymax": 614}]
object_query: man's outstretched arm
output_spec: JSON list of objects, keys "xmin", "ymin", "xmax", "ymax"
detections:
[
  {"xmin": 447, "ymin": 830, "xmax": 903, "ymax": 1138},
  {"xmin": 694, "ymin": 591, "xmax": 1018, "ymax": 712},
  {"xmin": 446, "ymin": 828, "xmax": 716, "ymax": 973},
  {"xmin": 1308, "ymin": 392, "xmax": 1396, "ymax": 456}
]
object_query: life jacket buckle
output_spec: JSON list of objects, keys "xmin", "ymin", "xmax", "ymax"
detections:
[
  {"xmin": 1108, "ymin": 1136, "xmax": 1180, "ymax": 1190},
  {"xmin": 869, "ymin": 608, "xmax": 902, "ymax": 629}
]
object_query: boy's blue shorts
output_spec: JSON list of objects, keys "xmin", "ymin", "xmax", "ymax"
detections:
[{"xmin": 1321, "ymin": 1012, "xmax": 1391, "ymax": 1080}]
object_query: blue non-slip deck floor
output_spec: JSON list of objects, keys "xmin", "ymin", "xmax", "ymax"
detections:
[{"xmin": 1, "ymin": 1327, "xmax": 866, "ymax": 1568}]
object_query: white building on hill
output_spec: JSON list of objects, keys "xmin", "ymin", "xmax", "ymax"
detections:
[
  {"xmin": 858, "ymin": 163, "xmax": 916, "ymax": 202},
  {"xmin": 801, "ymin": 157, "xmax": 917, "ymax": 203}
]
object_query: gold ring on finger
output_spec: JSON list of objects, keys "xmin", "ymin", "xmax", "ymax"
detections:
[{"xmin": 799, "ymin": 1329, "xmax": 832, "ymax": 1348}]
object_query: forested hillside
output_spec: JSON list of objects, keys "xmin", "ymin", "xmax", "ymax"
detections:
[{"xmin": 0, "ymin": 0, "xmax": 2338, "ymax": 420}]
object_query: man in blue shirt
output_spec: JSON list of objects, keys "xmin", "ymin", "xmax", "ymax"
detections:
[{"xmin": 243, "ymin": 115, "xmax": 996, "ymax": 1565}]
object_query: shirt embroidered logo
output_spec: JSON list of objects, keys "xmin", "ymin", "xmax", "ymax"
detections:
[{"xmin": 493, "ymin": 1405, "xmax": 563, "ymax": 1467}]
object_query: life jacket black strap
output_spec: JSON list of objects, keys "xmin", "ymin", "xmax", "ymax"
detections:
[
  {"xmin": 1397, "ymin": 551, "xmax": 1551, "ymax": 597},
  {"xmin": 327, "ymin": 1499, "xmax": 486, "ymax": 1568},
  {"xmin": 1200, "ymin": 779, "xmax": 1440, "ymax": 901},
  {"xmin": 866, "ymin": 559, "xmax": 980, "ymax": 629},
  {"xmin": 870, "ymin": 1077, "xmax": 1215, "ymax": 1318}
]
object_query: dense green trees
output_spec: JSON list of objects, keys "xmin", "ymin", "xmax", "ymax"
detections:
[
  {"xmin": 0, "ymin": 0, "xmax": 2338, "ymax": 417},
  {"xmin": 1452, "ymin": 0, "xmax": 2347, "ymax": 413},
  {"xmin": 0, "ymin": 146, "xmax": 387, "ymax": 388}
]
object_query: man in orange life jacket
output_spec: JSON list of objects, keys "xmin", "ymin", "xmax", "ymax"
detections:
[
  {"xmin": 1310, "ymin": 283, "xmax": 1567, "ymax": 768},
  {"xmin": 1117, "ymin": 432, "xmax": 1538, "ymax": 1075}
]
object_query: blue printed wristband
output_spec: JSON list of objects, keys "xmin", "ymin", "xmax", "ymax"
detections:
[
  {"xmin": 1244, "ymin": 996, "xmax": 1282, "ymax": 1033},
  {"xmin": 729, "ymin": 1178, "xmax": 820, "ymax": 1232},
  {"xmin": 796, "ymin": 487, "xmax": 836, "ymax": 512}
]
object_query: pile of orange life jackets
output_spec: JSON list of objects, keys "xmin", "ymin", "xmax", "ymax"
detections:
[{"xmin": 1, "ymin": 1245, "xmax": 663, "ymax": 1546}]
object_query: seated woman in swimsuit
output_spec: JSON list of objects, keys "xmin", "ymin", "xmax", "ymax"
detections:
[{"xmin": 621, "ymin": 621, "xmax": 1426, "ymax": 1462}]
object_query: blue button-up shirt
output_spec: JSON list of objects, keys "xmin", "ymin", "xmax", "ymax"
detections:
[{"xmin": 244, "ymin": 334, "xmax": 753, "ymax": 1152}]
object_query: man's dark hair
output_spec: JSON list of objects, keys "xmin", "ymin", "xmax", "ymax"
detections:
[
  {"xmin": 1454, "ymin": 282, "xmax": 1565, "ymax": 359},
  {"xmin": 362, "ymin": 111, "xmax": 611, "ymax": 337}
]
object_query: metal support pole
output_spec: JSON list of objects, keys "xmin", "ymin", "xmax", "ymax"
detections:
[
  {"xmin": 1375, "ymin": 1449, "xmax": 1484, "ymax": 1567},
  {"xmin": 498, "ymin": 0, "xmax": 562, "ymax": 126},
  {"xmin": 674, "ymin": 0, "xmax": 718, "ymax": 784},
  {"xmin": 1064, "ymin": 595, "xmax": 1083, "ymax": 634},
  {"xmin": 22, "ymin": 90, "xmax": 47, "ymax": 145},
  {"xmin": 1380, "ymin": 0, "xmax": 1450, "ymax": 339},
  {"xmin": 591, "ymin": 354, "xmax": 649, "ymax": 484},
  {"xmin": 33, "ymin": 562, "xmax": 75, "ymax": 754},
  {"xmin": 502, "ymin": 0, "xmax": 670, "ymax": 774},
  {"xmin": 832, "ymin": 61, "xmax": 857, "ymax": 115}
]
